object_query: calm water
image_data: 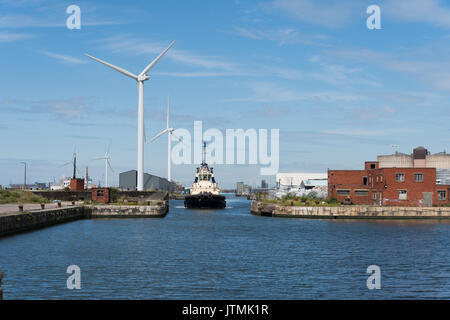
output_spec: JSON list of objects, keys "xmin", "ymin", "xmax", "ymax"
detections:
[{"xmin": 1, "ymin": 195, "xmax": 450, "ymax": 299}]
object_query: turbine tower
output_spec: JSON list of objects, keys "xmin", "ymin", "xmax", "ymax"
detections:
[
  {"xmin": 147, "ymin": 95, "xmax": 182, "ymax": 182},
  {"xmin": 85, "ymin": 41, "xmax": 176, "ymax": 190},
  {"xmin": 61, "ymin": 147, "xmax": 79, "ymax": 179},
  {"xmin": 93, "ymin": 144, "xmax": 114, "ymax": 188}
]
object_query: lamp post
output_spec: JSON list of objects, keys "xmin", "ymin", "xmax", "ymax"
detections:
[{"xmin": 21, "ymin": 162, "xmax": 27, "ymax": 190}]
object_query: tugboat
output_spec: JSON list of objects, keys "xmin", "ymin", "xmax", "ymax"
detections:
[{"xmin": 184, "ymin": 142, "xmax": 226, "ymax": 209}]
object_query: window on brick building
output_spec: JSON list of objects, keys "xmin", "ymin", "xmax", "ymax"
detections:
[
  {"xmin": 337, "ymin": 189, "xmax": 350, "ymax": 196},
  {"xmin": 355, "ymin": 190, "xmax": 368, "ymax": 196},
  {"xmin": 363, "ymin": 177, "xmax": 368, "ymax": 185},
  {"xmin": 398, "ymin": 190, "xmax": 407, "ymax": 200},
  {"xmin": 414, "ymin": 173, "xmax": 423, "ymax": 182},
  {"xmin": 97, "ymin": 189, "xmax": 104, "ymax": 197},
  {"xmin": 396, "ymin": 173, "xmax": 405, "ymax": 182},
  {"xmin": 372, "ymin": 192, "xmax": 377, "ymax": 200},
  {"xmin": 438, "ymin": 190, "xmax": 447, "ymax": 201}
]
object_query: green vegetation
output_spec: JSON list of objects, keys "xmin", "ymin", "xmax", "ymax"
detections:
[
  {"xmin": 0, "ymin": 190, "xmax": 50, "ymax": 204},
  {"xmin": 263, "ymin": 194, "xmax": 341, "ymax": 207}
]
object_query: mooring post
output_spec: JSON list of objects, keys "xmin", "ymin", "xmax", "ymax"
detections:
[{"xmin": 18, "ymin": 204, "xmax": 23, "ymax": 212}]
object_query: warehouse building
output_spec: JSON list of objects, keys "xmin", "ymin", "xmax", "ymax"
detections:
[
  {"xmin": 328, "ymin": 147, "xmax": 450, "ymax": 207},
  {"xmin": 378, "ymin": 146, "xmax": 450, "ymax": 184},
  {"xmin": 119, "ymin": 170, "xmax": 175, "ymax": 192}
]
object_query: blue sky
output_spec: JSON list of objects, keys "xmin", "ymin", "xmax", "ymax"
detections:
[{"xmin": 1, "ymin": 0, "xmax": 450, "ymax": 189}]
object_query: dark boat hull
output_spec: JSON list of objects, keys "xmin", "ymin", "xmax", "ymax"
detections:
[{"xmin": 184, "ymin": 194, "xmax": 226, "ymax": 209}]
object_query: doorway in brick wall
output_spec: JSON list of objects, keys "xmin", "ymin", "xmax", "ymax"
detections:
[{"xmin": 422, "ymin": 192, "xmax": 433, "ymax": 207}]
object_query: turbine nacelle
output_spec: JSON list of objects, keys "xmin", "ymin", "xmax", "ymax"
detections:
[{"xmin": 138, "ymin": 74, "xmax": 150, "ymax": 82}]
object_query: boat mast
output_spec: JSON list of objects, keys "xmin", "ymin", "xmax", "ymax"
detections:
[{"xmin": 202, "ymin": 141, "xmax": 206, "ymax": 165}]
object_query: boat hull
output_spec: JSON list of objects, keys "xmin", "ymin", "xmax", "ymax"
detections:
[{"xmin": 184, "ymin": 194, "xmax": 226, "ymax": 209}]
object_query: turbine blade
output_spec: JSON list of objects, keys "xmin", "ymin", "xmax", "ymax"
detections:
[
  {"xmin": 60, "ymin": 161, "xmax": 73, "ymax": 167},
  {"xmin": 139, "ymin": 41, "xmax": 176, "ymax": 76},
  {"xmin": 172, "ymin": 132, "xmax": 184, "ymax": 144},
  {"xmin": 108, "ymin": 160, "xmax": 114, "ymax": 173},
  {"xmin": 148, "ymin": 129, "xmax": 168, "ymax": 144},
  {"xmin": 91, "ymin": 157, "xmax": 105, "ymax": 161},
  {"xmin": 85, "ymin": 54, "xmax": 138, "ymax": 80}
]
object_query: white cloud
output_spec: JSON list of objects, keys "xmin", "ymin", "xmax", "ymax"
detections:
[
  {"xmin": 153, "ymin": 71, "xmax": 256, "ymax": 78},
  {"xmin": 332, "ymin": 49, "xmax": 450, "ymax": 92},
  {"xmin": 0, "ymin": 31, "xmax": 31, "ymax": 42},
  {"xmin": 269, "ymin": 0, "xmax": 359, "ymax": 28},
  {"xmin": 99, "ymin": 36, "xmax": 235, "ymax": 69},
  {"xmin": 41, "ymin": 51, "xmax": 87, "ymax": 65},
  {"xmin": 232, "ymin": 25, "xmax": 326, "ymax": 45},
  {"xmin": 230, "ymin": 82, "xmax": 362, "ymax": 102},
  {"xmin": 323, "ymin": 129, "xmax": 387, "ymax": 136},
  {"xmin": 0, "ymin": 97, "xmax": 95, "ymax": 119},
  {"xmin": 384, "ymin": 0, "xmax": 450, "ymax": 29},
  {"xmin": 0, "ymin": 13, "xmax": 124, "ymax": 28}
]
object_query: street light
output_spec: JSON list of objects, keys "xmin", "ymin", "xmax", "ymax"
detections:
[{"xmin": 21, "ymin": 162, "xmax": 27, "ymax": 190}]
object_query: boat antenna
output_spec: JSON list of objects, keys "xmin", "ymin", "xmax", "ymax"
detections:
[{"xmin": 202, "ymin": 141, "xmax": 207, "ymax": 165}]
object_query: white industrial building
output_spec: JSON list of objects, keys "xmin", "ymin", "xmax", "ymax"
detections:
[
  {"xmin": 378, "ymin": 147, "xmax": 450, "ymax": 185},
  {"xmin": 276, "ymin": 173, "xmax": 327, "ymax": 188},
  {"xmin": 274, "ymin": 173, "xmax": 328, "ymax": 199}
]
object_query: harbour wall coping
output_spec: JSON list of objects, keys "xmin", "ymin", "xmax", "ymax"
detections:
[
  {"xmin": 32, "ymin": 190, "xmax": 169, "ymax": 202},
  {"xmin": 0, "ymin": 202, "xmax": 168, "ymax": 237},
  {"xmin": 251, "ymin": 201, "xmax": 450, "ymax": 219},
  {"xmin": 0, "ymin": 206, "xmax": 87, "ymax": 237},
  {"xmin": 88, "ymin": 204, "xmax": 168, "ymax": 218}
]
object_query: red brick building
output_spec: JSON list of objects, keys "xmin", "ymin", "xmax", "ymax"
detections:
[
  {"xmin": 328, "ymin": 161, "xmax": 450, "ymax": 206},
  {"xmin": 70, "ymin": 178, "xmax": 85, "ymax": 192},
  {"xmin": 91, "ymin": 188, "xmax": 110, "ymax": 203}
]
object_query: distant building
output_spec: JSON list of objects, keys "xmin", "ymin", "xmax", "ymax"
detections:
[
  {"xmin": 236, "ymin": 182, "xmax": 252, "ymax": 195},
  {"xmin": 70, "ymin": 178, "xmax": 85, "ymax": 191},
  {"xmin": 328, "ymin": 146, "xmax": 450, "ymax": 207},
  {"xmin": 92, "ymin": 188, "xmax": 110, "ymax": 203},
  {"xmin": 9, "ymin": 182, "xmax": 50, "ymax": 190},
  {"xmin": 236, "ymin": 182, "xmax": 244, "ymax": 194},
  {"xmin": 276, "ymin": 173, "xmax": 327, "ymax": 188},
  {"xmin": 119, "ymin": 170, "xmax": 175, "ymax": 192},
  {"xmin": 261, "ymin": 179, "xmax": 268, "ymax": 189},
  {"xmin": 300, "ymin": 179, "xmax": 328, "ymax": 190}
]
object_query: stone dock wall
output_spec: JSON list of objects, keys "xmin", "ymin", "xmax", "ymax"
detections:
[
  {"xmin": 251, "ymin": 201, "xmax": 450, "ymax": 219},
  {"xmin": 89, "ymin": 203, "xmax": 168, "ymax": 218},
  {"xmin": 0, "ymin": 202, "xmax": 168, "ymax": 237},
  {"xmin": 0, "ymin": 206, "xmax": 87, "ymax": 237}
]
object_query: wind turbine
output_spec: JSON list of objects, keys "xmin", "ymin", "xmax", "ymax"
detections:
[
  {"xmin": 61, "ymin": 148, "xmax": 80, "ymax": 179},
  {"xmin": 85, "ymin": 40, "xmax": 176, "ymax": 191},
  {"xmin": 147, "ymin": 95, "xmax": 182, "ymax": 182},
  {"xmin": 92, "ymin": 145, "xmax": 114, "ymax": 188}
]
